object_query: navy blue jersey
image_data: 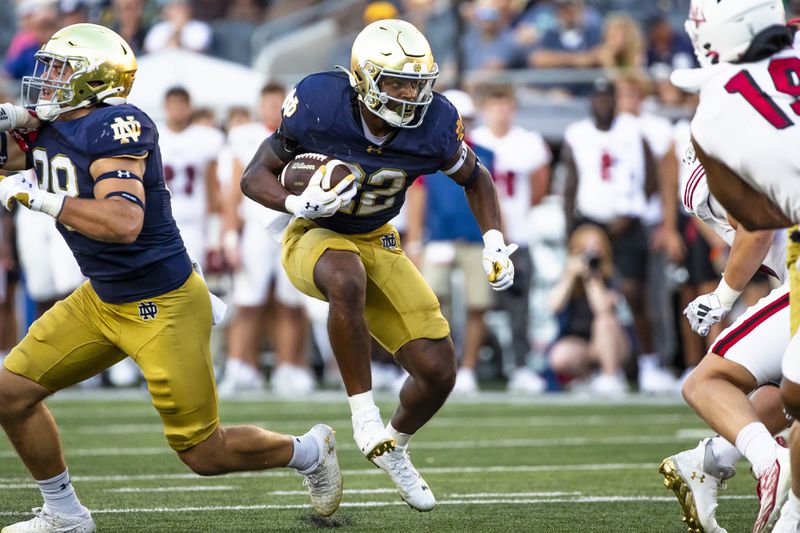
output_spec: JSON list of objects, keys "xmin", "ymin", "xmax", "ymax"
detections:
[
  {"xmin": 281, "ymin": 71, "xmax": 464, "ymax": 234},
  {"xmin": 31, "ymin": 104, "xmax": 191, "ymax": 303}
]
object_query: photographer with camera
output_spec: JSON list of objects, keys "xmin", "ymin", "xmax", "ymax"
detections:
[{"xmin": 548, "ymin": 224, "xmax": 632, "ymax": 395}]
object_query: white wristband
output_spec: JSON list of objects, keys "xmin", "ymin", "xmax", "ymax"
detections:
[
  {"xmin": 29, "ymin": 190, "xmax": 65, "ymax": 218},
  {"xmin": 482, "ymin": 229, "xmax": 505, "ymax": 250},
  {"xmin": 714, "ymin": 276, "xmax": 743, "ymax": 310},
  {"xmin": 284, "ymin": 194, "xmax": 300, "ymax": 215}
]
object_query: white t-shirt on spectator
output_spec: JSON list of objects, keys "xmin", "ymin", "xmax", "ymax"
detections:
[
  {"xmin": 471, "ymin": 125, "xmax": 550, "ymax": 244},
  {"xmin": 144, "ymin": 20, "xmax": 212, "ymax": 53},
  {"xmin": 564, "ymin": 114, "xmax": 648, "ymax": 223}
]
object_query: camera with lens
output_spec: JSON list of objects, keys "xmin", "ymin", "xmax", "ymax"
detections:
[{"xmin": 584, "ymin": 253, "xmax": 602, "ymax": 273}]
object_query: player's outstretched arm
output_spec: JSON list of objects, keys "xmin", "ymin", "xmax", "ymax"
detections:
[
  {"xmin": 448, "ymin": 147, "xmax": 501, "ymax": 234},
  {"xmin": 447, "ymin": 145, "xmax": 517, "ymax": 291}
]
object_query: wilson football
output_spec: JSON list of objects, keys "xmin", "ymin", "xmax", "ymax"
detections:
[{"xmin": 279, "ymin": 153, "xmax": 355, "ymax": 196}]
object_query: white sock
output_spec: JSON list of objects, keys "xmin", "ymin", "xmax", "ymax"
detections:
[
  {"xmin": 735, "ymin": 422, "xmax": 777, "ymax": 477},
  {"xmin": 784, "ymin": 489, "xmax": 800, "ymax": 521},
  {"xmin": 387, "ymin": 422, "xmax": 412, "ymax": 448},
  {"xmin": 36, "ymin": 469, "xmax": 86, "ymax": 517},
  {"xmin": 348, "ymin": 390, "xmax": 376, "ymax": 416},
  {"xmin": 287, "ymin": 433, "xmax": 320, "ymax": 474},
  {"xmin": 709, "ymin": 435, "xmax": 743, "ymax": 468}
]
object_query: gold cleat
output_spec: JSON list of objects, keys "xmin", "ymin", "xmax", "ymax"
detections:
[
  {"xmin": 366, "ymin": 438, "xmax": 397, "ymax": 460},
  {"xmin": 660, "ymin": 457, "xmax": 704, "ymax": 533}
]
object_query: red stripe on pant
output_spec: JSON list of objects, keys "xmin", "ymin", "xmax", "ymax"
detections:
[{"xmin": 711, "ymin": 293, "xmax": 789, "ymax": 357}]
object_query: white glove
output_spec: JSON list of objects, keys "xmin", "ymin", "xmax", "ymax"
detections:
[
  {"xmin": 0, "ymin": 169, "xmax": 64, "ymax": 217},
  {"xmin": 682, "ymin": 278, "xmax": 742, "ymax": 336},
  {"xmin": 284, "ymin": 164, "xmax": 357, "ymax": 220},
  {"xmin": 0, "ymin": 103, "xmax": 41, "ymax": 132},
  {"xmin": 482, "ymin": 229, "xmax": 519, "ymax": 291}
]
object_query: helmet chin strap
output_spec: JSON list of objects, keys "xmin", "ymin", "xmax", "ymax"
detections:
[{"xmin": 35, "ymin": 87, "xmax": 126, "ymax": 121}]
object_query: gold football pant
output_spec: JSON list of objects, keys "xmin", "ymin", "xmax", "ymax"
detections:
[
  {"xmin": 4, "ymin": 272, "xmax": 218, "ymax": 451},
  {"xmin": 789, "ymin": 226, "xmax": 800, "ymax": 336},
  {"xmin": 282, "ymin": 219, "xmax": 450, "ymax": 353}
]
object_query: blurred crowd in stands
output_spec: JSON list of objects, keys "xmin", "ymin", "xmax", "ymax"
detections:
[{"xmin": 1, "ymin": 0, "xmax": 797, "ymax": 397}]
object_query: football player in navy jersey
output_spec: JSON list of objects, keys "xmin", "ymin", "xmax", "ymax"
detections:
[
  {"xmin": 242, "ymin": 19, "xmax": 518, "ymax": 511},
  {"xmin": 0, "ymin": 24, "xmax": 342, "ymax": 532}
]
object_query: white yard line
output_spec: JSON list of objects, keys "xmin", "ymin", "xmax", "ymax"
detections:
[
  {"xmin": 70, "ymin": 414, "xmax": 696, "ymax": 434},
  {"xmin": 0, "ymin": 494, "xmax": 756, "ymax": 517},
  {"xmin": 104, "ymin": 486, "xmax": 235, "ymax": 493},
  {"xmin": 0, "ymin": 434, "xmax": 699, "ymax": 460},
  {"xmin": 0, "ymin": 462, "xmax": 664, "ymax": 484}
]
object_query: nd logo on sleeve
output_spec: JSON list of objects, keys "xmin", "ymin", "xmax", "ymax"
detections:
[{"xmin": 111, "ymin": 116, "xmax": 142, "ymax": 144}]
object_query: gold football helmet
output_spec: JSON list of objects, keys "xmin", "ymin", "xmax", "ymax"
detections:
[
  {"xmin": 22, "ymin": 23, "xmax": 137, "ymax": 121},
  {"xmin": 344, "ymin": 19, "xmax": 438, "ymax": 128}
]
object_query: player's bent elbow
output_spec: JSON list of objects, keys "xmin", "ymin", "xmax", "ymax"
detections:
[
  {"xmin": 112, "ymin": 213, "xmax": 143, "ymax": 244},
  {"xmin": 240, "ymin": 171, "xmax": 257, "ymax": 200}
]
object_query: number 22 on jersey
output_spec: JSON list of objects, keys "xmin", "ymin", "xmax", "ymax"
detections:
[{"xmin": 725, "ymin": 57, "xmax": 800, "ymax": 129}]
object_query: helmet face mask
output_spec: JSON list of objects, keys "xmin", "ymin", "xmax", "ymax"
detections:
[
  {"xmin": 346, "ymin": 19, "xmax": 439, "ymax": 128},
  {"xmin": 21, "ymin": 23, "xmax": 137, "ymax": 121},
  {"xmin": 360, "ymin": 61, "xmax": 437, "ymax": 128}
]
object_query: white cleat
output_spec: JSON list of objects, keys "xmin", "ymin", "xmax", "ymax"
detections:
[
  {"xmin": 753, "ymin": 445, "xmax": 792, "ymax": 533},
  {"xmin": 2, "ymin": 507, "xmax": 96, "ymax": 533},
  {"xmin": 352, "ymin": 406, "xmax": 396, "ymax": 460},
  {"xmin": 371, "ymin": 446, "xmax": 435, "ymax": 512},
  {"xmin": 301, "ymin": 424, "xmax": 343, "ymax": 517},
  {"xmin": 659, "ymin": 438, "xmax": 735, "ymax": 533}
]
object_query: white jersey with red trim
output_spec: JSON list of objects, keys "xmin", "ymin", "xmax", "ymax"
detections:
[
  {"xmin": 680, "ymin": 156, "xmax": 787, "ymax": 282},
  {"xmin": 563, "ymin": 114, "xmax": 648, "ymax": 224},
  {"xmin": 158, "ymin": 123, "xmax": 224, "ymax": 225},
  {"xmin": 227, "ymin": 122, "xmax": 274, "ymax": 223},
  {"xmin": 472, "ymin": 124, "xmax": 550, "ymax": 243},
  {"xmin": 675, "ymin": 43, "xmax": 800, "ymax": 224}
]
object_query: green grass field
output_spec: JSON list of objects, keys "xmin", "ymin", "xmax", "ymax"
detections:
[{"xmin": 0, "ymin": 391, "xmax": 765, "ymax": 532}]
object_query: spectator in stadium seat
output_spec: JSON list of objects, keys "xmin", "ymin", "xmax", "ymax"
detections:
[
  {"xmin": 109, "ymin": 0, "xmax": 150, "ymax": 56},
  {"xmin": 460, "ymin": 0, "xmax": 525, "ymax": 71},
  {"xmin": 143, "ymin": 0, "xmax": 212, "ymax": 54},
  {"xmin": 4, "ymin": 3, "xmax": 59, "ymax": 81},
  {"xmin": 527, "ymin": 0, "xmax": 602, "ymax": 69},
  {"xmin": 58, "ymin": 0, "xmax": 89, "ymax": 27},
  {"xmin": 645, "ymin": 15, "xmax": 696, "ymax": 106},
  {"xmin": 549, "ymin": 224, "xmax": 631, "ymax": 395},
  {"xmin": 598, "ymin": 14, "xmax": 645, "ymax": 70},
  {"xmin": 405, "ymin": 89, "xmax": 497, "ymax": 395}
]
